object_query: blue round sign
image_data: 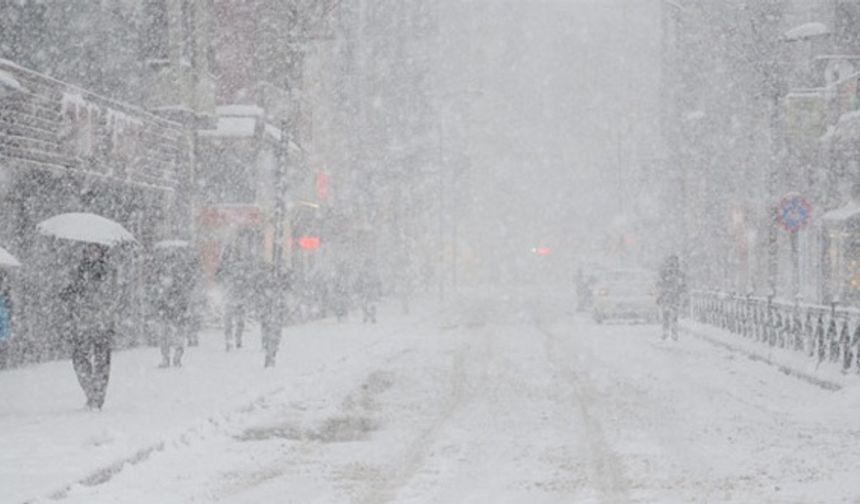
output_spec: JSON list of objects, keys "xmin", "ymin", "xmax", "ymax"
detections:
[{"xmin": 776, "ymin": 193, "xmax": 812, "ymax": 233}]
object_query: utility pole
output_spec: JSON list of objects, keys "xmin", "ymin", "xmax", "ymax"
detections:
[{"xmin": 272, "ymin": 1, "xmax": 339, "ymax": 278}]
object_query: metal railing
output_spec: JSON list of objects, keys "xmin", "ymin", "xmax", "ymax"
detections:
[{"xmin": 690, "ymin": 290, "xmax": 860, "ymax": 373}]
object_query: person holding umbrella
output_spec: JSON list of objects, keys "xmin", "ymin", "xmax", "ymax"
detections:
[
  {"xmin": 60, "ymin": 244, "xmax": 117, "ymax": 410},
  {"xmin": 39, "ymin": 212, "xmax": 135, "ymax": 410}
]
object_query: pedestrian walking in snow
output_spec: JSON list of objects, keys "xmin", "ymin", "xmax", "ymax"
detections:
[
  {"xmin": 657, "ymin": 254, "xmax": 686, "ymax": 341},
  {"xmin": 0, "ymin": 271, "xmax": 12, "ymax": 346},
  {"xmin": 150, "ymin": 242, "xmax": 197, "ymax": 368},
  {"xmin": 355, "ymin": 264, "xmax": 380, "ymax": 324},
  {"xmin": 255, "ymin": 262, "xmax": 289, "ymax": 367},
  {"xmin": 60, "ymin": 244, "xmax": 116, "ymax": 410},
  {"xmin": 330, "ymin": 263, "xmax": 351, "ymax": 322},
  {"xmin": 218, "ymin": 244, "xmax": 251, "ymax": 351}
]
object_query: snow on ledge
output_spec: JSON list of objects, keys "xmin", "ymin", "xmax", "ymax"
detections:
[
  {"xmin": 198, "ymin": 117, "xmax": 257, "ymax": 138},
  {"xmin": 784, "ymin": 22, "xmax": 829, "ymax": 41},
  {"xmin": 217, "ymin": 104, "xmax": 265, "ymax": 117},
  {"xmin": 822, "ymin": 200, "xmax": 860, "ymax": 222}
]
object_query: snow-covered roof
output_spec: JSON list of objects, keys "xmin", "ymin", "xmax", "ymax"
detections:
[
  {"xmin": 217, "ymin": 104, "xmax": 265, "ymax": 117},
  {"xmin": 262, "ymin": 124, "xmax": 302, "ymax": 151},
  {"xmin": 822, "ymin": 200, "xmax": 860, "ymax": 223},
  {"xmin": 784, "ymin": 22, "xmax": 829, "ymax": 41},
  {"xmin": 198, "ymin": 117, "xmax": 257, "ymax": 138},
  {"xmin": 0, "ymin": 69, "xmax": 23, "ymax": 94}
]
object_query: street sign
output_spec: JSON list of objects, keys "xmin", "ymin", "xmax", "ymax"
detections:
[{"xmin": 776, "ymin": 193, "xmax": 812, "ymax": 233}]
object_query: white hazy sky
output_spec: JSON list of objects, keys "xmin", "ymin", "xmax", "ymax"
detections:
[{"xmin": 438, "ymin": 0, "xmax": 662, "ymax": 276}]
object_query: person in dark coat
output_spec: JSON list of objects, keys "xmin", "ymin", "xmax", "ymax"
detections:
[
  {"xmin": 657, "ymin": 254, "xmax": 687, "ymax": 341},
  {"xmin": 330, "ymin": 263, "xmax": 351, "ymax": 323},
  {"xmin": 218, "ymin": 245, "xmax": 250, "ymax": 351},
  {"xmin": 355, "ymin": 263, "xmax": 380, "ymax": 324},
  {"xmin": 61, "ymin": 244, "xmax": 116, "ymax": 410},
  {"xmin": 152, "ymin": 248, "xmax": 195, "ymax": 368},
  {"xmin": 255, "ymin": 262, "xmax": 288, "ymax": 368}
]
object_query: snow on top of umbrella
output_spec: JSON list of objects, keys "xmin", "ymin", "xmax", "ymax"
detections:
[
  {"xmin": 37, "ymin": 212, "xmax": 136, "ymax": 246},
  {"xmin": 0, "ymin": 246, "xmax": 20, "ymax": 268}
]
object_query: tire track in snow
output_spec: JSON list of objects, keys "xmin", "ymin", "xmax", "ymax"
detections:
[
  {"xmin": 355, "ymin": 341, "xmax": 470, "ymax": 504},
  {"xmin": 539, "ymin": 324, "xmax": 631, "ymax": 503}
]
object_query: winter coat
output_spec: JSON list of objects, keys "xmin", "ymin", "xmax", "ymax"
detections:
[
  {"xmin": 657, "ymin": 265, "xmax": 686, "ymax": 308},
  {"xmin": 61, "ymin": 258, "xmax": 116, "ymax": 336},
  {"xmin": 255, "ymin": 266, "xmax": 288, "ymax": 327},
  {"xmin": 217, "ymin": 251, "xmax": 252, "ymax": 305},
  {"xmin": 152, "ymin": 267, "xmax": 192, "ymax": 324}
]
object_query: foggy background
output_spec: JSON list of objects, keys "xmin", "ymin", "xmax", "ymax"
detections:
[{"xmin": 438, "ymin": 0, "xmax": 663, "ymax": 283}]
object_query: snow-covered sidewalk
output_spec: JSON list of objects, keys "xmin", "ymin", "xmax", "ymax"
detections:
[
  {"xmin": 50, "ymin": 289, "xmax": 860, "ymax": 503},
  {"xmin": 1, "ymin": 300, "xmax": 439, "ymax": 504},
  {"xmin": 681, "ymin": 319, "xmax": 860, "ymax": 391}
]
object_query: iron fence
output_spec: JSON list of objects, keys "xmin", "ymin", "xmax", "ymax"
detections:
[{"xmin": 690, "ymin": 290, "xmax": 860, "ymax": 373}]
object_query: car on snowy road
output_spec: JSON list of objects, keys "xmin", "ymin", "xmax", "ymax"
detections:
[{"xmin": 590, "ymin": 267, "xmax": 659, "ymax": 324}]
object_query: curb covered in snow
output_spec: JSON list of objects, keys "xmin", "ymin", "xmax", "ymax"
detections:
[{"xmin": 681, "ymin": 322, "xmax": 845, "ymax": 392}]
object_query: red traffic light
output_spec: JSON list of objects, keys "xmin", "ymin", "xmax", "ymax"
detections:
[{"xmin": 297, "ymin": 236, "xmax": 320, "ymax": 250}]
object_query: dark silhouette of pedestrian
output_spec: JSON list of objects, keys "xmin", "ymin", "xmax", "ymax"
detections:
[
  {"xmin": 61, "ymin": 244, "xmax": 116, "ymax": 410},
  {"xmin": 355, "ymin": 263, "xmax": 380, "ymax": 324},
  {"xmin": 218, "ymin": 244, "xmax": 250, "ymax": 351},
  {"xmin": 657, "ymin": 254, "xmax": 687, "ymax": 341},
  {"xmin": 256, "ymin": 262, "xmax": 288, "ymax": 367},
  {"xmin": 151, "ymin": 246, "xmax": 197, "ymax": 368}
]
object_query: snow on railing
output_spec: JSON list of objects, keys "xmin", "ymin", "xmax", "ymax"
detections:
[{"xmin": 690, "ymin": 290, "xmax": 860, "ymax": 373}]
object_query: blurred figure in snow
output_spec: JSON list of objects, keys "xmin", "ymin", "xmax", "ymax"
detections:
[
  {"xmin": 657, "ymin": 254, "xmax": 686, "ymax": 341},
  {"xmin": 151, "ymin": 243, "xmax": 198, "ymax": 367},
  {"xmin": 355, "ymin": 262, "xmax": 380, "ymax": 324},
  {"xmin": 218, "ymin": 243, "xmax": 251, "ymax": 351},
  {"xmin": 330, "ymin": 262, "xmax": 351, "ymax": 322},
  {"xmin": 575, "ymin": 268, "xmax": 595, "ymax": 312},
  {"xmin": 61, "ymin": 244, "xmax": 116, "ymax": 410},
  {"xmin": 255, "ymin": 262, "xmax": 289, "ymax": 367}
]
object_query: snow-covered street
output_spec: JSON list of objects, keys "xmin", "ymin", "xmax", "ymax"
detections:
[{"xmin": 5, "ymin": 290, "xmax": 855, "ymax": 503}]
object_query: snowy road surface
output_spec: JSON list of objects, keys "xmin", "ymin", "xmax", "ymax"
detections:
[{"xmin": 9, "ymin": 289, "xmax": 860, "ymax": 503}]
